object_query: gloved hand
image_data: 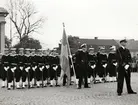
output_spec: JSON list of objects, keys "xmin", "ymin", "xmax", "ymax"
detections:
[
  {"xmin": 124, "ymin": 64, "xmax": 129, "ymax": 70},
  {"xmin": 113, "ymin": 62, "xmax": 117, "ymax": 66},
  {"xmin": 25, "ymin": 67, "xmax": 30, "ymax": 72},
  {"xmin": 4, "ymin": 66, "xmax": 9, "ymax": 71},
  {"xmin": 71, "ymin": 65, "xmax": 73, "ymax": 68},
  {"xmin": 91, "ymin": 64, "xmax": 96, "ymax": 69},
  {"xmin": 13, "ymin": 67, "xmax": 16, "ymax": 70},
  {"xmin": 34, "ymin": 66, "xmax": 37, "ymax": 69},
  {"xmin": 53, "ymin": 65, "xmax": 58, "ymax": 70},
  {"xmin": 42, "ymin": 66, "xmax": 44, "ymax": 70},
  {"xmin": 69, "ymin": 55, "xmax": 72, "ymax": 58},
  {"xmin": 20, "ymin": 67, "xmax": 23, "ymax": 70},
  {"xmin": 46, "ymin": 65, "xmax": 50, "ymax": 69},
  {"xmin": 40, "ymin": 66, "xmax": 44, "ymax": 71},
  {"xmin": 11, "ymin": 68, "xmax": 14, "ymax": 72},
  {"xmin": 40, "ymin": 68, "xmax": 42, "ymax": 71},
  {"xmin": 103, "ymin": 64, "xmax": 107, "ymax": 68},
  {"xmin": 32, "ymin": 67, "xmax": 35, "ymax": 71}
]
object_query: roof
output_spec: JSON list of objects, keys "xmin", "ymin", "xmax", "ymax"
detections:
[
  {"xmin": 127, "ymin": 40, "xmax": 138, "ymax": 51},
  {"xmin": 79, "ymin": 39, "xmax": 119, "ymax": 46},
  {"xmin": 0, "ymin": 7, "xmax": 8, "ymax": 14}
]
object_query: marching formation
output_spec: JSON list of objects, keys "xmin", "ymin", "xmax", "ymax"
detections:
[{"xmin": 0, "ymin": 43, "xmax": 118, "ymax": 90}]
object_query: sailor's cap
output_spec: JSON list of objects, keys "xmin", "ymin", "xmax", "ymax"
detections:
[
  {"xmin": 19, "ymin": 48, "xmax": 24, "ymax": 50},
  {"xmin": 38, "ymin": 49, "xmax": 43, "ymax": 51},
  {"xmin": 30, "ymin": 49, "xmax": 35, "ymax": 51},
  {"xmin": 99, "ymin": 46, "xmax": 105, "ymax": 50},
  {"xmin": 89, "ymin": 47, "xmax": 94, "ymax": 50},
  {"xmin": 120, "ymin": 39, "xmax": 127, "ymax": 43},
  {"xmin": 25, "ymin": 48, "xmax": 31, "ymax": 51},
  {"xmin": 10, "ymin": 48, "xmax": 16, "ymax": 51},
  {"xmin": 80, "ymin": 43, "xmax": 87, "ymax": 48},
  {"xmin": 110, "ymin": 46, "xmax": 116, "ymax": 49}
]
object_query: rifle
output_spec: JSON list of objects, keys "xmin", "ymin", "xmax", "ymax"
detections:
[
  {"xmin": 6, "ymin": 66, "xmax": 9, "ymax": 88},
  {"xmin": 53, "ymin": 64, "xmax": 58, "ymax": 86},
  {"xmin": 28, "ymin": 67, "xmax": 30, "ymax": 89},
  {"xmin": 104, "ymin": 65, "xmax": 107, "ymax": 83},
  {"xmin": 93, "ymin": 66, "xmax": 96, "ymax": 84},
  {"xmin": 42, "ymin": 66, "xmax": 44, "ymax": 88},
  {"xmin": 102, "ymin": 61, "xmax": 107, "ymax": 83},
  {"xmin": 13, "ymin": 69, "xmax": 15, "ymax": 89},
  {"xmin": 34, "ymin": 66, "xmax": 37, "ymax": 86}
]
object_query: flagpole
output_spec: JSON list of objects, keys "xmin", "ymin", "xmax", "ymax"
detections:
[
  {"xmin": 63, "ymin": 23, "xmax": 76, "ymax": 80},
  {"xmin": 63, "ymin": 23, "xmax": 76, "ymax": 83},
  {"xmin": 66, "ymin": 36, "xmax": 76, "ymax": 78},
  {"xmin": 62, "ymin": 23, "xmax": 70, "ymax": 86}
]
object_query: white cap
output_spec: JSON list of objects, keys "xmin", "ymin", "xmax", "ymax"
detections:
[
  {"xmin": 19, "ymin": 48, "xmax": 24, "ymax": 50},
  {"xmin": 11, "ymin": 48, "xmax": 16, "ymax": 51},
  {"xmin": 110, "ymin": 46, "xmax": 116, "ymax": 51},
  {"xmin": 25, "ymin": 48, "xmax": 31, "ymax": 51}
]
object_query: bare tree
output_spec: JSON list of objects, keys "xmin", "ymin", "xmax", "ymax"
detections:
[{"xmin": 7, "ymin": 0, "xmax": 45, "ymax": 42}]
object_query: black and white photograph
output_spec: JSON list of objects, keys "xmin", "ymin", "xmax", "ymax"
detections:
[{"xmin": 0, "ymin": 0, "xmax": 138, "ymax": 105}]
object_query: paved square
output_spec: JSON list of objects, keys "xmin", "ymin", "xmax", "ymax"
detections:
[{"xmin": 0, "ymin": 73, "xmax": 138, "ymax": 105}]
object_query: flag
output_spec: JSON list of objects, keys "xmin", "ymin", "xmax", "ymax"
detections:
[{"xmin": 60, "ymin": 23, "xmax": 70, "ymax": 86}]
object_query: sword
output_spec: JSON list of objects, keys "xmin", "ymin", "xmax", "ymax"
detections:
[
  {"xmin": 6, "ymin": 66, "xmax": 9, "ymax": 88},
  {"xmin": 13, "ymin": 69, "xmax": 15, "ymax": 90},
  {"xmin": 93, "ymin": 67, "xmax": 96, "ymax": 84},
  {"xmin": 28, "ymin": 67, "xmax": 30, "ymax": 89},
  {"xmin": 42, "ymin": 66, "xmax": 44, "ymax": 88}
]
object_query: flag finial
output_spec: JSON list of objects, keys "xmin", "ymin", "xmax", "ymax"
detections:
[{"xmin": 63, "ymin": 22, "xmax": 65, "ymax": 28}]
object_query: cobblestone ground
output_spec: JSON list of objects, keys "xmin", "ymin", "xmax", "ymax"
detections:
[{"xmin": 0, "ymin": 73, "xmax": 138, "ymax": 105}]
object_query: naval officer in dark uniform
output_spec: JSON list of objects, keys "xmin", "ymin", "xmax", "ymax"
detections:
[
  {"xmin": 116, "ymin": 39, "xmax": 137, "ymax": 96},
  {"xmin": 1, "ymin": 48, "xmax": 10, "ymax": 88},
  {"xmin": 88, "ymin": 47, "xmax": 97, "ymax": 84},
  {"xmin": 75, "ymin": 43, "xmax": 90, "ymax": 89},
  {"xmin": 107, "ymin": 46, "xmax": 118, "ymax": 82}
]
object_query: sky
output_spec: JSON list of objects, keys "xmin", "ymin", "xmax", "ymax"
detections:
[{"xmin": 1, "ymin": 0, "xmax": 138, "ymax": 49}]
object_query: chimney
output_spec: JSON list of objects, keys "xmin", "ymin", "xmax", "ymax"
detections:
[{"xmin": 94, "ymin": 37, "xmax": 98, "ymax": 40}]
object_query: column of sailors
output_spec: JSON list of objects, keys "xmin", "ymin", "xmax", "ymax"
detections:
[
  {"xmin": 0, "ymin": 44, "xmax": 118, "ymax": 90},
  {"xmin": 0, "ymin": 48, "xmax": 61, "ymax": 90}
]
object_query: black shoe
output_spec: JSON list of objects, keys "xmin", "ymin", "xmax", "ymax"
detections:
[
  {"xmin": 93, "ymin": 81, "xmax": 97, "ymax": 84},
  {"xmin": 47, "ymin": 82, "xmax": 50, "ymax": 85},
  {"xmin": 55, "ymin": 85, "xmax": 60, "ymax": 87},
  {"xmin": 17, "ymin": 87, "xmax": 21, "ymax": 89},
  {"xmin": 77, "ymin": 87, "xmax": 81, "ymax": 89},
  {"xmin": 7, "ymin": 88, "xmax": 11, "ymax": 90},
  {"xmin": 50, "ymin": 85, "xmax": 53, "ymax": 87},
  {"xmin": 128, "ymin": 91, "xmax": 137, "ymax": 94},
  {"xmin": 37, "ymin": 86, "xmax": 40, "ymax": 88},
  {"xmin": 1, "ymin": 86, "xmax": 5, "ymax": 88},
  {"xmin": 22, "ymin": 87, "xmax": 25, "ymax": 89},
  {"xmin": 44, "ymin": 85, "xmax": 47, "ymax": 87},
  {"xmin": 118, "ymin": 93, "xmax": 121, "ymax": 96},
  {"xmin": 84, "ymin": 86, "xmax": 91, "ymax": 88}
]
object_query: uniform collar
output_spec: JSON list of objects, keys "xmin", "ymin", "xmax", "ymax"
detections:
[{"xmin": 121, "ymin": 45, "xmax": 125, "ymax": 49}]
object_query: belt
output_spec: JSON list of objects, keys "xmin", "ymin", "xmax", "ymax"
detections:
[
  {"xmin": 4, "ymin": 62, "xmax": 9, "ymax": 63},
  {"xmin": 11, "ymin": 63, "xmax": 17, "ymax": 65},
  {"xmin": 39, "ymin": 63, "xmax": 44, "ymax": 65},
  {"xmin": 112, "ymin": 61, "xmax": 117, "ymax": 63},
  {"xmin": 25, "ymin": 63, "xmax": 31, "ymax": 65}
]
